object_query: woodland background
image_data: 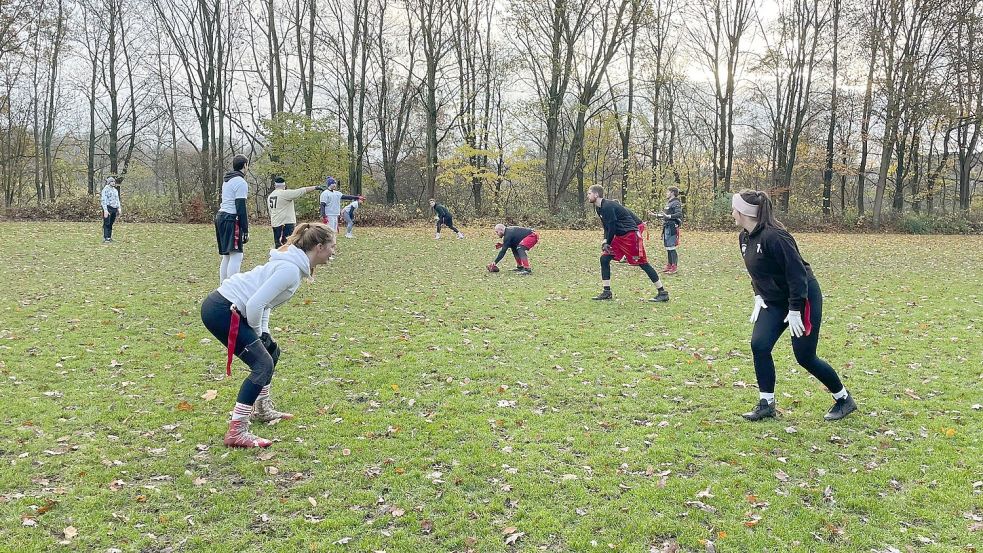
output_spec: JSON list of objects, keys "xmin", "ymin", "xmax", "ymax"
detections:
[{"xmin": 1, "ymin": 0, "xmax": 981, "ymax": 232}]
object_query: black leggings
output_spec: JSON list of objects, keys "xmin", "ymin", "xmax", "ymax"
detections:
[
  {"xmin": 750, "ymin": 279, "xmax": 843, "ymax": 394},
  {"xmin": 200, "ymin": 291, "xmax": 276, "ymax": 405},
  {"xmin": 601, "ymin": 255, "xmax": 660, "ymax": 283},
  {"xmin": 437, "ymin": 216, "xmax": 459, "ymax": 234},
  {"xmin": 273, "ymin": 224, "xmax": 295, "ymax": 247},
  {"xmin": 667, "ymin": 250, "xmax": 678, "ymax": 265}
]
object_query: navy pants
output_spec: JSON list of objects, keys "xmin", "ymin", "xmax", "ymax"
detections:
[
  {"xmin": 103, "ymin": 207, "xmax": 118, "ymax": 240},
  {"xmin": 200, "ymin": 291, "xmax": 275, "ymax": 405}
]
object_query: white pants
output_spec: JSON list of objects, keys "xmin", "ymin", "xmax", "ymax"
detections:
[{"xmin": 323, "ymin": 215, "xmax": 339, "ymax": 232}]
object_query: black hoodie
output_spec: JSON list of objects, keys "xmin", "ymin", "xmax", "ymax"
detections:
[
  {"xmin": 739, "ymin": 224, "xmax": 816, "ymax": 311},
  {"xmin": 494, "ymin": 226, "xmax": 534, "ymax": 263},
  {"xmin": 595, "ymin": 199, "xmax": 641, "ymax": 245}
]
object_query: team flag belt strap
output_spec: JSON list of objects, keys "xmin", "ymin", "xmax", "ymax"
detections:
[
  {"xmin": 803, "ymin": 299, "xmax": 813, "ymax": 336},
  {"xmin": 226, "ymin": 306, "xmax": 241, "ymax": 377}
]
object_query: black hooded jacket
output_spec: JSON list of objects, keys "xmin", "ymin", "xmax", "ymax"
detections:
[{"xmin": 739, "ymin": 224, "xmax": 816, "ymax": 311}]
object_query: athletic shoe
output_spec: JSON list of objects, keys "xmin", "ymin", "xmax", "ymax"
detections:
[
  {"xmin": 457, "ymin": 232, "xmax": 465, "ymax": 239},
  {"xmin": 251, "ymin": 395, "xmax": 295, "ymax": 423},
  {"xmin": 649, "ymin": 290, "xmax": 670, "ymax": 302},
  {"xmin": 345, "ymin": 233, "xmax": 353, "ymax": 239},
  {"xmin": 824, "ymin": 394, "xmax": 857, "ymax": 421},
  {"xmin": 511, "ymin": 267, "xmax": 525, "ymax": 272},
  {"xmin": 664, "ymin": 264, "xmax": 678, "ymax": 274},
  {"xmin": 223, "ymin": 420, "xmax": 272, "ymax": 448},
  {"xmin": 742, "ymin": 399, "xmax": 777, "ymax": 421},
  {"xmin": 517, "ymin": 268, "xmax": 533, "ymax": 275},
  {"xmin": 592, "ymin": 290, "xmax": 613, "ymax": 300},
  {"xmin": 103, "ymin": 239, "xmax": 111, "ymax": 244},
  {"xmin": 435, "ymin": 233, "xmax": 441, "ymax": 240},
  {"xmin": 662, "ymin": 264, "xmax": 672, "ymax": 272}
]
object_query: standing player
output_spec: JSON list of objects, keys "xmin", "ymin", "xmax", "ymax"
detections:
[
  {"xmin": 588, "ymin": 185, "xmax": 669, "ymax": 302},
  {"xmin": 100, "ymin": 176, "xmax": 122, "ymax": 243},
  {"xmin": 650, "ymin": 186, "xmax": 682, "ymax": 274},
  {"xmin": 487, "ymin": 224, "xmax": 539, "ymax": 275},
  {"xmin": 732, "ymin": 189, "xmax": 857, "ymax": 421},
  {"xmin": 267, "ymin": 176, "xmax": 322, "ymax": 247},
  {"xmin": 215, "ymin": 155, "xmax": 250, "ymax": 283},
  {"xmin": 200, "ymin": 223, "xmax": 337, "ymax": 448},
  {"xmin": 319, "ymin": 177, "xmax": 363, "ymax": 232},
  {"xmin": 429, "ymin": 199, "xmax": 464, "ymax": 239},
  {"xmin": 342, "ymin": 198, "xmax": 360, "ymax": 238}
]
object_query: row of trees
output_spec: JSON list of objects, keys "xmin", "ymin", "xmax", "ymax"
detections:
[{"xmin": 1, "ymin": 0, "xmax": 980, "ymax": 226}]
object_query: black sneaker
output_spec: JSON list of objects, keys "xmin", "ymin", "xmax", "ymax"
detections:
[
  {"xmin": 649, "ymin": 290, "xmax": 670, "ymax": 303},
  {"xmin": 824, "ymin": 394, "xmax": 857, "ymax": 421},
  {"xmin": 517, "ymin": 268, "xmax": 532, "ymax": 275},
  {"xmin": 742, "ymin": 399, "xmax": 777, "ymax": 421},
  {"xmin": 592, "ymin": 290, "xmax": 613, "ymax": 300},
  {"xmin": 511, "ymin": 267, "xmax": 524, "ymax": 272}
]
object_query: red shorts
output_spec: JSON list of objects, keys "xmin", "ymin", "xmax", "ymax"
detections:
[
  {"xmin": 609, "ymin": 224, "xmax": 647, "ymax": 266},
  {"xmin": 519, "ymin": 232, "xmax": 539, "ymax": 250}
]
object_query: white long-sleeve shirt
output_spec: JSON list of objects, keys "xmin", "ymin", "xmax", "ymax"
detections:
[
  {"xmin": 100, "ymin": 185, "xmax": 120, "ymax": 210},
  {"xmin": 216, "ymin": 245, "xmax": 311, "ymax": 334}
]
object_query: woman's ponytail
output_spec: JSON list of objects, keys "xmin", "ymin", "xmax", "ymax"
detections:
[{"xmin": 738, "ymin": 189, "xmax": 786, "ymax": 230}]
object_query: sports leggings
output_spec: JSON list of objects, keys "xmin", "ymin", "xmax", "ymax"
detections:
[
  {"xmin": 200, "ymin": 291, "xmax": 275, "ymax": 405},
  {"xmin": 601, "ymin": 255, "xmax": 660, "ymax": 283},
  {"xmin": 750, "ymin": 279, "xmax": 843, "ymax": 394}
]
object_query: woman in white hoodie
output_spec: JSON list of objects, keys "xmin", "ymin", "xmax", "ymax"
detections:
[{"xmin": 200, "ymin": 222, "xmax": 336, "ymax": 448}]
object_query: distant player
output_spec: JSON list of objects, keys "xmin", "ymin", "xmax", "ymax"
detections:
[
  {"xmin": 429, "ymin": 199, "xmax": 464, "ymax": 239},
  {"xmin": 215, "ymin": 154, "xmax": 250, "ymax": 283},
  {"xmin": 342, "ymin": 198, "xmax": 359, "ymax": 238},
  {"xmin": 100, "ymin": 176, "xmax": 122, "ymax": 243},
  {"xmin": 267, "ymin": 176, "xmax": 322, "ymax": 247},
  {"xmin": 319, "ymin": 177, "xmax": 363, "ymax": 232},
  {"xmin": 650, "ymin": 186, "xmax": 682, "ymax": 274},
  {"xmin": 732, "ymin": 189, "xmax": 856, "ymax": 422},
  {"xmin": 587, "ymin": 185, "xmax": 669, "ymax": 302},
  {"xmin": 487, "ymin": 224, "xmax": 539, "ymax": 275}
]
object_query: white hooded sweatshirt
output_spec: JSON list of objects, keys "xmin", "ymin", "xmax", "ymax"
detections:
[{"xmin": 216, "ymin": 245, "xmax": 311, "ymax": 334}]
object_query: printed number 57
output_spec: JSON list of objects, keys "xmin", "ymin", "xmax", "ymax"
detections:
[{"xmin": 269, "ymin": 197, "xmax": 277, "ymax": 209}]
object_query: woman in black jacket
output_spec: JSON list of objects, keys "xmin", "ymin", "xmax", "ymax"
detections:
[{"xmin": 732, "ymin": 189, "xmax": 857, "ymax": 421}]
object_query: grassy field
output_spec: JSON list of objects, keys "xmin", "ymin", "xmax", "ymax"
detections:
[{"xmin": 0, "ymin": 222, "xmax": 981, "ymax": 553}]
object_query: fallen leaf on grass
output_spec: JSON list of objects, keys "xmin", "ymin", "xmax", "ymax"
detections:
[
  {"xmin": 684, "ymin": 501, "xmax": 717, "ymax": 514},
  {"xmin": 392, "ymin": 508, "xmax": 405, "ymax": 517},
  {"xmin": 63, "ymin": 526, "xmax": 77, "ymax": 540},
  {"xmin": 421, "ymin": 519, "xmax": 434, "ymax": 534},
  {"xmin": 696, "ymin": 486, "xmax": 713, "ymax": 499},
  {"xmin": 176, "ymin": 401, "xmax": 193, "ymax": 412},
  {"xmin": 505, "ymin": 531, "xmax": 525, "ymax": 545},
  {"xmin": 775, "ymin": 470, "xmax": 790, "ymax": 482},
  {"xmin": 201, "ymin": 390, "xmax": 218, "ymax": 401},
  {"xmin": 308, "ymin": 497, "xmax": 317, "ymax": 508},
  {"xmin": 334, "ymin": 537, "xmax": 352, "ymax": 545},
  {"xmin": 22, "ymin": 517, "xmax": 37, "ymax": 527}
]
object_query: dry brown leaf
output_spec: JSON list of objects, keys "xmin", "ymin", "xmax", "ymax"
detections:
[
  {"xmin": 201, "ymin": 389, "xmax": 218, "ymax": 401},
  {"xmin": 176, "ymin": 401, "xmax": 193, "ymax": 412},
  {"xmin": 63, "ymin": 526, "xmax": 77, "ymax": 540},
  {"xmin": 392, "ymin": 508, "xmax": 405, "ymax": 517},
  {"xmin": 502, "ymin": 526, "xmax": 518, "ymax": 535},
  {"xmin": 504, "ymin": 531, "xmax": 525, "ymax": 545}
]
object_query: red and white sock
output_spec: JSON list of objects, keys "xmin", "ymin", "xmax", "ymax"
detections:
[
  {"xmin": 231, "ymin": 402, "xmax": 253, "ymax": 422},
  {"xmin": 257, "ymin": 385, "xmax": 271, "ymax": 399}
]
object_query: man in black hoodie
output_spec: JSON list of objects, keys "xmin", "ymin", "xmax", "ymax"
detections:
[
  {"xmin": 487, "ymin": 224, "xmax": 539, "ymax": 275},
  {"xmin": 588, "ymin": 185, "xmax": 669, "ymax": 302},
  {"xmin": 429, "ymin": 199, "xmax": 464, "ymax": 239},
  {"xmin": 215, "ymin": 154, "xmax": 250, "ymax": 283}
]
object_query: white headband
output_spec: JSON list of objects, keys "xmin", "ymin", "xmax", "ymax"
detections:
[{"xmin": 732, "ymin": 193, "xmax": 760, "ymax": 217}]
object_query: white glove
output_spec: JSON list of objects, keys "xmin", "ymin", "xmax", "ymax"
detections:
[
  {"xmin": 750, "ymin": 295, "xmax": 767, "ymax": 322},
  {"xmin": 784, "ymin": 310, "xmax": 805, "ymax": 338}
]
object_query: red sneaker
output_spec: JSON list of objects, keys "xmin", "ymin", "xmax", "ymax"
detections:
[
  {"xmin": 665, "ymin": 264, "xmax": 678, "ymax": 274},
  {"xmin": 662, "ymin": 264, "xmax": 672, "ymax": 273},
  {"xmin": 223, "ymin": 420, "xmax": 272, "ymax": 448}
]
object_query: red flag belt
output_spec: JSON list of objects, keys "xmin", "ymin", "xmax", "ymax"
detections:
[{"xmin": 226, "ymin": 306, "xmax": 241, "ymax": 377}]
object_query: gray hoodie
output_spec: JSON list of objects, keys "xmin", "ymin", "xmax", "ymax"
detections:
[{"xmin": 216, "ymin": 245, "xmax": 311, "ymax": 334}]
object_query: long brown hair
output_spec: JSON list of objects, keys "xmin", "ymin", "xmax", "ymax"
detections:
[
  {"xmin": 285, "ymin": 222, "xmax": 336, "ymax": 251},
  {"xmin": 738, "ymin": 189, "xmax": 785, "ymax": 230}
]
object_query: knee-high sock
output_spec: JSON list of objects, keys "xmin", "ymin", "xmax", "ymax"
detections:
[{"xmin": 219, "ymin": 255, "xmax": 230, "ymax": 283}]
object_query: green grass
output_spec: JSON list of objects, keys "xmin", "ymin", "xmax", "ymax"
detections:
[{"xmin": 0, "ymin": 222, "xmax": 980, "ymax": 552}]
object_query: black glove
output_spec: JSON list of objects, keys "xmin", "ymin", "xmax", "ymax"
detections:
[
  {"xmin": 241, "ymin": 232, "xmax": 249, "ymax": 245},
  {"xmin": 260, "ymin": 332, "xmax": 280, "ymax": 366},
  {"xmin": 316, "ymin": 185, "xmax": 326, "ymax": 191}
]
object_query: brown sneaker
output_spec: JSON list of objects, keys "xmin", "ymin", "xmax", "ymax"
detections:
[
  {"xmin": 251, "ymin": 395, "xmax": 295, "ymax": 423},
  {"xmin": 223, "ymin": 420, "xmax": 272, "ymax": 448}
]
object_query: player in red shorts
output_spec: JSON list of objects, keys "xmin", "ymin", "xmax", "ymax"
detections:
[
  {"xmin": 587, "ymin": 185, "xmax": 669, "ymax": 302},
  {"xmin": 486, "ymin": 224, "xmax": 539, "ymax": 275}
]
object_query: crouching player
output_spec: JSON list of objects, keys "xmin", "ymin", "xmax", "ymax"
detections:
[
  {"xmin": 487, "ymin": 224, "xmax": 539, "ymax": 275},
  {"xmin": 200, "ymin": 223, "xmax": 336, "ymax": 448}
]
